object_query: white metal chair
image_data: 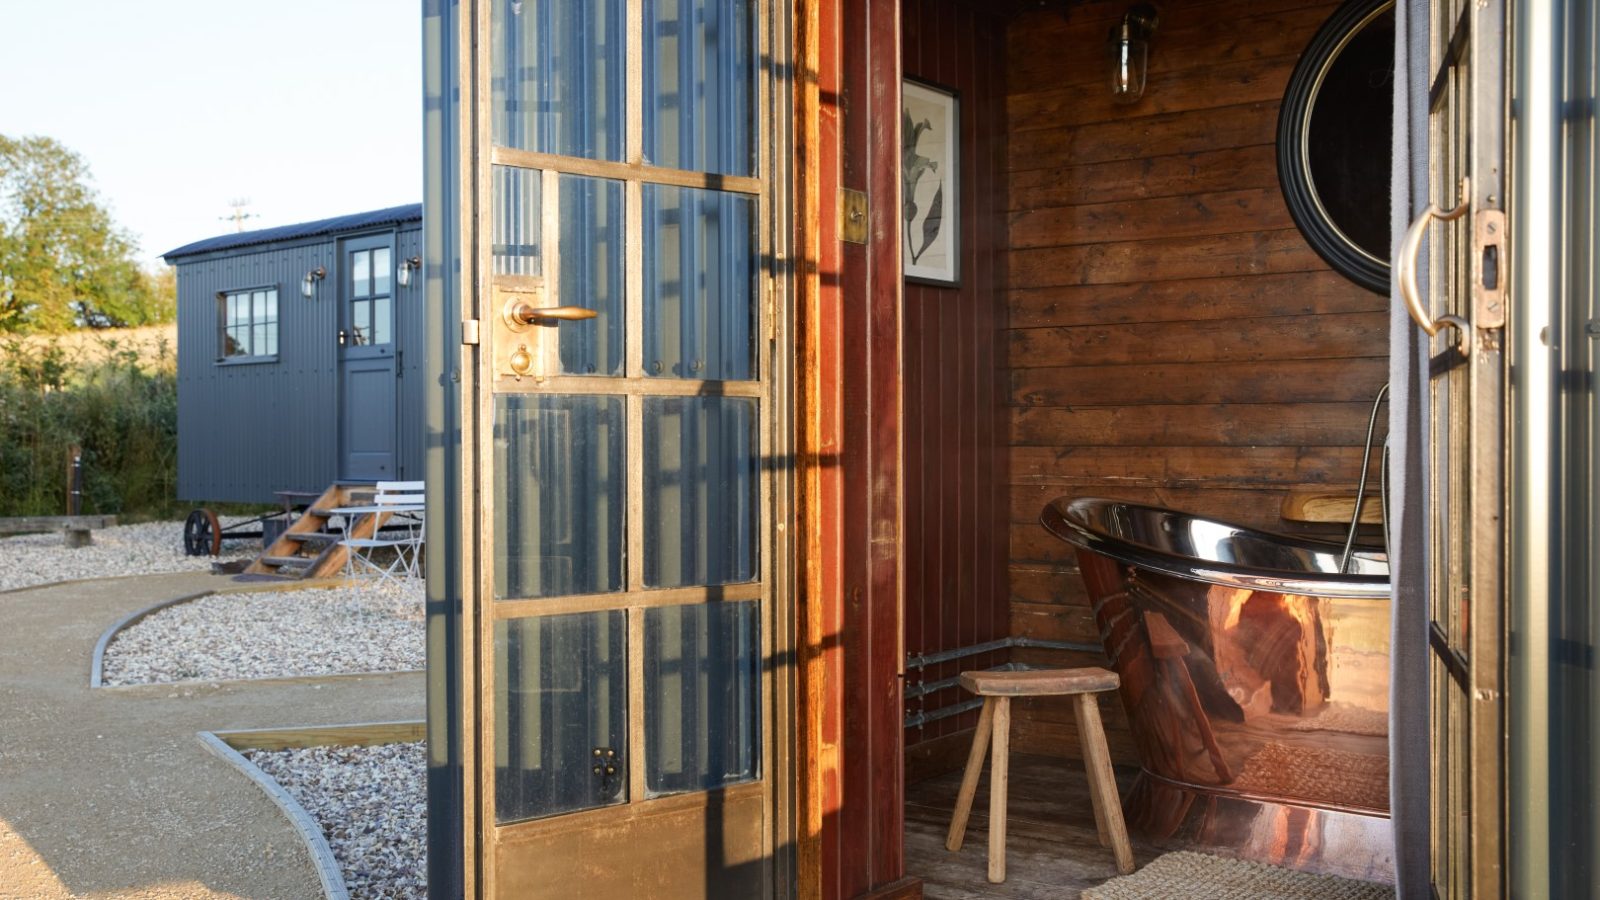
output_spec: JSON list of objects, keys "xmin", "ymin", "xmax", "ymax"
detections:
[{"xmin": 340, "ymin": 480, "xmax": 425, "ymax": 584}]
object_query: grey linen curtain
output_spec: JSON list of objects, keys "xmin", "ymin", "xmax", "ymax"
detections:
[{"xmin": 1388, "ymin": 0, "xmax": 1430, "ymax": 895}]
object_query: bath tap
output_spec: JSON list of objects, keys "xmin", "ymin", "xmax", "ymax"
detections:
[{"xmin": 1340, "ymin": 382, "xmax": 1391, "ymax": 574}]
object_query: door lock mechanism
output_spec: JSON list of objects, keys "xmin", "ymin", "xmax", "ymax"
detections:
[
  {"xmin": 492, "ymin": 283, "xmax": 598, "ymax": 381},
  {"xmin": 337, "ymin": 329, "xmax": 348, "ymax": 346},
  {"xmin": 508, "ymin": 343, "xmax": 533, "ymax": 377}
]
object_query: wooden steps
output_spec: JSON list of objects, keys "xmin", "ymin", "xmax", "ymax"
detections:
[{"xmin": 245, "ymin": 483, "xmax": 392, "ymax": 579}]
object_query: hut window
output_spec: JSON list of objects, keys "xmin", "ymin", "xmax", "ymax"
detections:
[{"xmin": 218, "ymin": 288, "xmax": 279, "ymax": 359}]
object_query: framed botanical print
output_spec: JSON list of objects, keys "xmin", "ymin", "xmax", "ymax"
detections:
[{"xmin": 901, "ymin": 78, "xmax": 959, "ymax": 286}]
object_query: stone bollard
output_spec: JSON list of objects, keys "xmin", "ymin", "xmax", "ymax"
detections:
[{"xmin": 61, "ymin": 528, "xmax": 92, "ymax": 549}]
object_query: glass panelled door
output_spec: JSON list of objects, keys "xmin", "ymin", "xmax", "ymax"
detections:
[
  {"xmin": 1409, "ymin": 0, "xmax": 1508, "ymax": 895},
  {"xmin": 471, "ymin": 0, "xmax": 778, "ymax": 895},
  {"xmin": 340, "ymin": 234, "xmax": 399, "ymax": 479}
]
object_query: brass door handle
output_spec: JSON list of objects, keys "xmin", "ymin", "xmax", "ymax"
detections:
[
  {"xmin": 1398, "ymin": 191, "xmax": 1473, "ymax": 355},
  {"xmin": 504, "ymin": 302, "xmax": 598, "ymax": 329}
]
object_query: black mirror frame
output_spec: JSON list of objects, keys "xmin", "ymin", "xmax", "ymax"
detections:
[{"xmin": 1277, "ymin": 0, "xmax": 1395, "ymax": 296}]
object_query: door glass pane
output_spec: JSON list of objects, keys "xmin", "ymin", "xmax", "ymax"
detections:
[
  {"xmin": 352, "ymin": 300, "xmax": 370, "ymax": 345},
  {"xmin": 643, "ymin": 0, "xmax": 756, "ymax": 176},
  {"xmin": 495, "ymin": 611, "xmax": 628, "ymax": 823},
  {"xmin": 351, "ymin": 250, "xmax": 371, "ymax": 297},
  {"xmin": 642, "ymin": 186, "xmax": 755, "ymax": 381},
  {"xmin": 495, "ymin": 395, "xmax": 624, "ymax": 599},
  {"xmin": 373, "ymin": 297, "xmax": 392, "ymax": 346},
  {"xmin": 557, "ymin": 174, "xmax": 625, "ymax": 376},
  {"xmin": 494, "ymin": 165, "xmax": 544, "ymax": 276},
  {"xmin": 644, "ymin": 601, "xmax": 759, "ymax": 797},
  {"xmin": 492, "ymin": 0, "xmax": 626, "ymax": 161},
  {"xmin": 373, "ymin": 247, "xmax": 393, "ymax": 295},
  {"xmin": 643, "ymin": 396, "xmax": 758, "ymax": 588}
]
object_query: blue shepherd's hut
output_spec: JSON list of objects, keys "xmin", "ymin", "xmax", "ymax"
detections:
[{"xmin": 163, "ymin": 204, "xmax": 424, "ymax": 504}]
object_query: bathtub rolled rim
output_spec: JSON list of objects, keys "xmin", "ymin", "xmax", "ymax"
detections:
[{"xmin": 1040, "ymin": 496, "xmax": 1392, "ymax": 601}]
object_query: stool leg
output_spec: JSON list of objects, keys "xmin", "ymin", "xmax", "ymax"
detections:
[
  {"xmin": 1082, "ymin": 740, "xmax": 1112, "ymax": 849},
  {"xmin": 987, "ymin": 696, "xmax": 1011, "ymax": 884},
  {"xmin": 945, "ymin": 698, "xmax": 995, "ymax": 852},
  {"xmin": 1076, "ymin": 693, "xmax": 1135, "ymax": 875}
]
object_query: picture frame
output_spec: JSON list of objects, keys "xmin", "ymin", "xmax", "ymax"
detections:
[{"xmin": 901, "ymin": 78, "xmax": 960, "ymax": 286}]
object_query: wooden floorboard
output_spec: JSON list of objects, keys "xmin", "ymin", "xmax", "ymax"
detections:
[{"xmin": 906, "ymin": 754, "xmax": 1158, "ymax": 898}]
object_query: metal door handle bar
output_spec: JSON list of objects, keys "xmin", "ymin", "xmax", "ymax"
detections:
[{"xmin": 1398, "ymin": 195, "xmax": 1474, "ymax": 356}]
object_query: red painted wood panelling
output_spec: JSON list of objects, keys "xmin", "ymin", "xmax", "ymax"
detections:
[
  {"xmin": 802, "ymin": 0, "xmax": 911, "ymax": 896},
  {"xmin": 900, "ymin": 0, "xmax": 1012, "ymax": 759}
]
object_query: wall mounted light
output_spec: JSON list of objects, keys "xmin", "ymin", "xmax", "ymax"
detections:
[
  {"xmin": 397, "ymin": 255, "xmax": 422, "ymax": 288},
  {"xmin": 301, "ymin": 265, "xmax": 326, "ymax": 299},
  {"xmin": 1108, "ymin": 4, "xmax": 1160, "ymax": 105}
]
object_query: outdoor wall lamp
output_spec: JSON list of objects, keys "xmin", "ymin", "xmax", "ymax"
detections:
[
  {"xmin": 301, "ymin": 265, "xmax": 326, "ymax": 299},
  {"xmin": 397, "ymin": 255, "xmax": 422, "ymax": 288},
  {"xmin": 1108, "ymin": 4, "xmax": 1159, "ymax": 105}
]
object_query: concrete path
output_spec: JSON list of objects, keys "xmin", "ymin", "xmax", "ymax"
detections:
[{"xmin": 0, "ymin": 573, "xmax": 425, "ymax": 899}]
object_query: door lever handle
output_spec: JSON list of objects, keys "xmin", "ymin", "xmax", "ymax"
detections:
[
  {"xmin": 505, "ymin": 302, "xmax": 598, "ymax": 328},
  {"xmin": 1398, "ymin": 187, "xmax": 1474, "ymax": 356}
]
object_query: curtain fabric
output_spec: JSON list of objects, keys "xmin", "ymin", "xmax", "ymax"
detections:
[{"xmin": 1388, "ymin": 0, "xmax": 1431, "ymax": 895}]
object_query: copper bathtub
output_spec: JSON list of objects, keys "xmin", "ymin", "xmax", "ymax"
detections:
[{"xmin": 1041, "ymin": 497, "xmax": 1393, "ymax": 882}]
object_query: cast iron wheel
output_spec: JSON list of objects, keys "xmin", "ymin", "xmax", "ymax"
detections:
[{"xmin": 183, "ymin": 508, "xmax": 222, "ymax": 557}]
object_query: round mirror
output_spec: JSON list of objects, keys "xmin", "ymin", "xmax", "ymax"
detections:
[{"xmin": 1277, "ymin": 0, "xmax": 1395, "ymax": 295}]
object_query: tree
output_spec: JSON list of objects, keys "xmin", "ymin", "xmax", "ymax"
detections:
[{"xmin": 0, "ymin": 135, "xmax": 171, "ymax": 333}]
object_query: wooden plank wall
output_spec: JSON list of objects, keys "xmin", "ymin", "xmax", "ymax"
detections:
[
  {"xmin": 900, "ymin": 0, "xmax": 1013, "ymax": 764},
  {"xmin": 1001, "ymin": 0, "xmax": 1388, "ymax": 762}
]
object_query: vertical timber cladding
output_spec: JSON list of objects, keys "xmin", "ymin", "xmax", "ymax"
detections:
[
  {"xmin": 899, "ymin": 0, "xmax": 1014, "ymax": 773},
  {"xmin": 1002, "ymin": 0, "xmax": 1389, "ymax": 763}
]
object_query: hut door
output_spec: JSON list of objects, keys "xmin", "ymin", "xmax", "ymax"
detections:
[
  {"xmin": 464, "ymin": 0, "xmax": 781, "ymax": 896},
  {"xmin": 337, "ymin": 234, "xmax": 399, "ymax": 480},
  {"xmin": 1409, "ymin": 0, "xmax": 1508, "ymax": 894}
]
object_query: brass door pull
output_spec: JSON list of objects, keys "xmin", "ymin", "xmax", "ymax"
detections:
[
  {"xmin": 1398, "ymin": 184, "xmax": 1473, "ymax": 355},
  {"xmin": 504, "ymin": 301, "xmax": 598, "ymax": 329}
]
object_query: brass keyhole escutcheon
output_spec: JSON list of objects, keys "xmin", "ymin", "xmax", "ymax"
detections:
[{"xmin": 508, "ymin": 343, "xmax": 532, "ymax": 377}]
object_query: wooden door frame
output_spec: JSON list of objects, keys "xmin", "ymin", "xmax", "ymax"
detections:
[{"xmin": 793, "ymin": 0, "xmax": 913, "ymax": 897}]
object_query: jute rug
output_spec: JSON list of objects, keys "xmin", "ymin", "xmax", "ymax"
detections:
[
  {"xmin": 1230, "ymin": 740, "xmax": 1390, "ymax": 811},
  {"xmin": 1288, "ymin": 702, "xmax": 1389, "ymax": 737},
  {"xmin": 1081, "ymin": 850, "xmax": 1395, "ymax": 899}
]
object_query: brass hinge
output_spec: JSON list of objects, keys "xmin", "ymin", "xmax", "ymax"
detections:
[
  {"xmin": 461, "ymin": 319, "xmax": 481, "ymax": 345},
  {"xmin": 841, "ymin": 188, "xmax": 868, "ymax": 244}
]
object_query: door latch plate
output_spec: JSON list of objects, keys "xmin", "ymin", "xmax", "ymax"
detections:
[{"xmin": 1475, "ymin": 209, "xmax": 1507, "ymax": 330}]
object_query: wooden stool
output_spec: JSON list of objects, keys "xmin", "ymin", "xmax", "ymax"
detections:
[{"xmin": 944, "ymin": 667, "xmax": 1135, "ymax": 882}]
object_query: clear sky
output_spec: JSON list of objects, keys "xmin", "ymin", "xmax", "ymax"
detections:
[{"xmin": 1, "ymin": 0, "xmax": 422, "ymax": 267}]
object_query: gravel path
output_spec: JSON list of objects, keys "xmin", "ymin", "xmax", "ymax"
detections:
[
  {"xmin": 0, "ymin": 519, "xmax": 255, "ymax": 593},
  {"xmin": 101, "ymin": 581, "xmax": 425, "ymax": 685},
  {"xmin": 244, "ymin": 742, "xmax": 427, "ymax": 900}
]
